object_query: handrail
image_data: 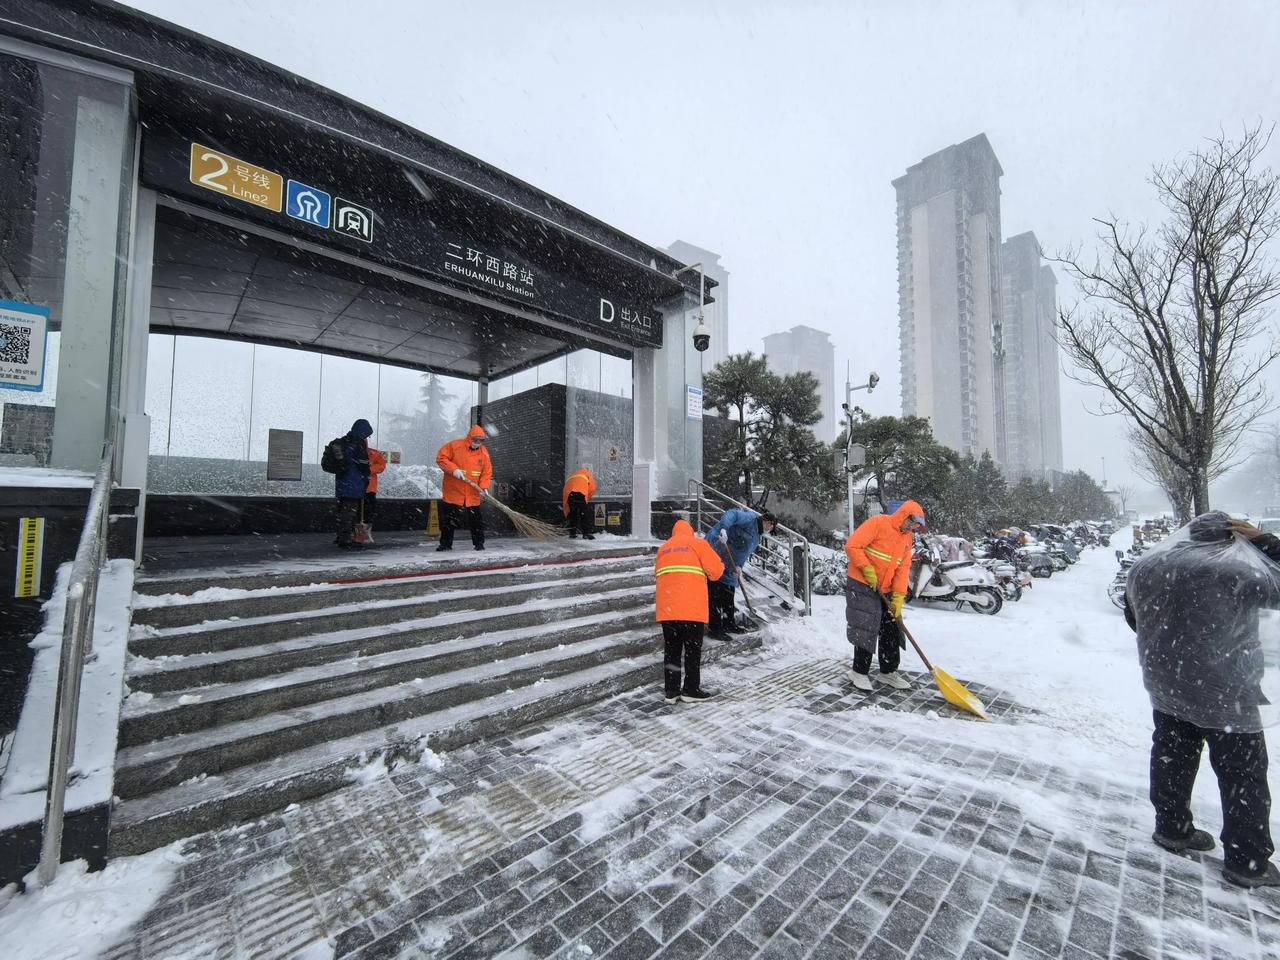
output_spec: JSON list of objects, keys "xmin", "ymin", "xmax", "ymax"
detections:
[
  {"xmin": 687, "ymin": 479, "xmax": 812, "ymax": 617},
  {"xmin": 37, "ymin": 442, "xmax": 114, "ymax": 887}
]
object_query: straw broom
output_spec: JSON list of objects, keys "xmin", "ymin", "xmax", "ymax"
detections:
[{"xmin": 467, "ymin": 480, "xmax": 564, "ymax": 540}]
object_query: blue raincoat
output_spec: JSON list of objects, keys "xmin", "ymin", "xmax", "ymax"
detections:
[
  {"xmin": 334, "ymin": 419, "xmax": 373, "ymax": 499},
  {"xmin": 705, "ymin": 508, "xmax": 763, "ymax": 587}
]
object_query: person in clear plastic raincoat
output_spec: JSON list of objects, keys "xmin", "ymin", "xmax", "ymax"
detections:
[{"xmin": 1124, "ymin": 511, "xmax": 1280, "ymax": 887}]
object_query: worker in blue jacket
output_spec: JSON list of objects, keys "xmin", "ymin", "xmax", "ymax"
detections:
[
  {"xmin": 331, "ymin": 418, "xmax": 373, "ymax": 550},
  {"xmin": 704, "ymin": 508, "xmax": 775, "ymax": 637}
]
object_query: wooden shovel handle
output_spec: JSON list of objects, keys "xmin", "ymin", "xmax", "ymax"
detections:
[{"xmin": 880, "ymin": 595, "xmax": 933, "ymax": 672}]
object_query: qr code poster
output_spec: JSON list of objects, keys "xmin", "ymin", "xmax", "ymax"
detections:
[{"xmin": 0, "ymin": 300, "xmax": 49, "ymax": 391}]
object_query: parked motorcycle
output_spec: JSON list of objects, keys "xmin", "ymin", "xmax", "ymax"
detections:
[
  {"xmin": 910, "ymin": 538, "xmax": 1004, "ymax": 614},
  {"xmin": 1108, "ymin": 548, "xmax": 1136, "ymax": 610},
  {"xmin": 978, "ymin": 557, "xmax": 1030, "ymax": 601}
]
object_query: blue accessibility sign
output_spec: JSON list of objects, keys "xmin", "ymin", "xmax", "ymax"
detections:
[{"xmin": 285, "ymin": 179, "xmax": 331, "ymax": 228}]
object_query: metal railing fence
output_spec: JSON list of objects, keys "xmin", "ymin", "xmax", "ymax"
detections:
[
  {"xmin": 688, "ymin": 479, "xmax": 811, "ymax": 617},
  {"xmin": 37, "ymin": 442, "xmax": 114, "ymax": 886}
]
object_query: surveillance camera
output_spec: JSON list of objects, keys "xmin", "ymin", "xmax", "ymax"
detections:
[
  {"xmin": 841, "ymin": 402, "xmax": 851, "ymax": 412},
  {"xmin": 868, "ymin": 371, "xmax": 880, "ymax": 391},
  {"xmin": 692, "ymin": 321, "xmax": 711, "ymax": 353}
]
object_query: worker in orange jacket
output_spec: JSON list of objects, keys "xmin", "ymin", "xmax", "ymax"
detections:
[
  {"xmin": 435, "ymin": 425, "xmax": 493, "ymax": 551},
  {"xmin": 844, "ymin": 499, "xmax": 927, "ymax": 692},
  {"xmin": 562, "ymin": 466, "xmax": 597, "ymax": 540},
  {"xmin": 655, "ymin": 518, "xmax": 726, "ymax": 704},
  {"xmin": 364, "ymin": 447, "xmax": 387, "ymax": 528}
]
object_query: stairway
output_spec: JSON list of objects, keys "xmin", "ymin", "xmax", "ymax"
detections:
[{"xmin": 109, "ymin": 545, "xmax": 759, "ymax": 856}]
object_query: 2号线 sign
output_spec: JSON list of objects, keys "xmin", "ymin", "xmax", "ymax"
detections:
[{"xmin": 190, "ymin": 143, "xmax": 283, "ymax": 212}]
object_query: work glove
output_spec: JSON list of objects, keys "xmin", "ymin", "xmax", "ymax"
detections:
[
  {"xmin": 717, "ymin": 529, "xmax": 729, "ymax": 544},
  {"xmin": 861, "ymin": 566, "xmax": 878, "ymax": 590},
  {"xmin": 890, "ymin": 592, "xmax": 905, "ymax": 619},
  {"xmin": 452, "ymin": 468, "xmax": 466, "ymax": 481}
]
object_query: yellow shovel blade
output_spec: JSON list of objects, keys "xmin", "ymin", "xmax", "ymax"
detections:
[{"xmin": 931, "ymin": 667, "xmax": 988, "ymax": 720}]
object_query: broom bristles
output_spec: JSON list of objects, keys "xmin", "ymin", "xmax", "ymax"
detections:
[{"xmin": 481, "ymin": 490, "xmax": 565, "ymax": 540}]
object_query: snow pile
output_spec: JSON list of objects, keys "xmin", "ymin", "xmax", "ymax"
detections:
[
  {"xmin": 0, "ymin": 844, "xmax": 186, "ymax": 958},
  {"xmin": 1, "ymin": 560, "xmax": 136, "ymax": 830}
]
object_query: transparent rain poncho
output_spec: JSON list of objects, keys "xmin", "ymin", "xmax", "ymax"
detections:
[{"xmin": 1126, "ymin": 512, "xmax": 1280, "ymax": 732}]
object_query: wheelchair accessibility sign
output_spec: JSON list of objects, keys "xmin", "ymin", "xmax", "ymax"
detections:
[{"xmin": 286, "ymin": 179, "xmax": 331, "ymax": 228}]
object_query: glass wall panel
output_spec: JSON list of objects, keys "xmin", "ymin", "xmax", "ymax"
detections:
[
  {"xmin": 0, "ymin": 51, "xmax": 132, "ymax": 468},
  {"xmin": 145, "ymin": 333, "xmax": 481, "ymax": 497}
]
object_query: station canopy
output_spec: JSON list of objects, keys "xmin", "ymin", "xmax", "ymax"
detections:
[{"xmin": 0, "ymin": 0, "xmax": 709, "ymax": 382}]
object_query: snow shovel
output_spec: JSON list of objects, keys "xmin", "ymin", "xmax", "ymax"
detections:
[
  {"xmin": 719, "ymin": 543, "xmax": 760, "ymax": 627},
  {"xmin": 885, "ymin": 599, "xmax": 988, "ymax": 720},
  {"xmin": 353, "ymin": 499, "xmax": 373, "ymax": 545}
]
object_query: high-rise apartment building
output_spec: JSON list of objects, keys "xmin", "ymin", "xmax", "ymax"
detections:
[
  {"xmin": 666, "ymin": 241, "xmax": 729, "ymax": 369},
  {"xmin": 762, "ymin": 325, "xmax": 836, "ymax": 442},
  {"xmin": 894, "ymin": 134, "xmax": 1003, "ymax": 458},
  {"xmin": 1000, "ymin": 232, "xmax": 1063, "ymax": 478}
]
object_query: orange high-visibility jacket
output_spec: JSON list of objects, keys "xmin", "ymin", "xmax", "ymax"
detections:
[
  {"xmin": 845, "ymin": 499, "xmax": 924, "ymax": 596},
  {"xmin": 436, "ymin": 428, "xmax": 492, "ymax": 507},
  {"xmin": 655, "ymin": 519, "xmax": 726, "ymax": 623},
  {"xmin": 366, "ymin": 448, "xmax": 387, "ymax": 494},
  {"xmin": 562, "ymin": 467, "xmax": 597, "ymax": 517}
]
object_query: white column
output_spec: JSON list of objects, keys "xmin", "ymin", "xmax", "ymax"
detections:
[
  {"xmin": 119, "ymin": 189, "xmax": 155, "ymax": 562},
  {"xmin": 50, "ymin": 92, "xmax": 132, "ymax": 472}
]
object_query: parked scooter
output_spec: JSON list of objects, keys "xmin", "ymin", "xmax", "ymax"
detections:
[
  {"xmin": 909, "ymin": 537, "xmax": 1004, "ymax": 614},
  {"xmin": 978, "ymin": 557, "xmax": 1030, "ymax": 601},
  {"xmin": 1108, "ymin": 548, "xmax": 1137, "ymax": 610}
]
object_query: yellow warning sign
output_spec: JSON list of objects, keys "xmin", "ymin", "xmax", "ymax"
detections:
[
  {"xmin": 594, "ymin": 504, "xmax": 606, "ymax": 528},
  {"xmin": 15, "ymin": 517, "xmax": 43, "ymax": 598},
  {"xmin": 607, "ymin": 512, "xmax": 622, "ymax": 527},
  {"xmin": 189, "ymin": 142, "xmax": 283, "ymax": 212},
  {"xmin": 427, "ymin": 500, "xmax": 441, "ymax": 536}
]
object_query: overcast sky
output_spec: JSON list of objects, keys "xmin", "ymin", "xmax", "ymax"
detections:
[{"xmin": 125, "ymin": 0, "xmax": 1280, "ymax": 503}]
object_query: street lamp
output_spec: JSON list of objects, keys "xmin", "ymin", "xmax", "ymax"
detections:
[{"xmin": 842, "ymin": 367, "xmax": 879, "ymax": 533}]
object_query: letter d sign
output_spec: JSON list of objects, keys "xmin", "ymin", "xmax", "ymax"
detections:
[{"xmin": 599, "ymin": 298, "xmax": 615, "ymax": 323}]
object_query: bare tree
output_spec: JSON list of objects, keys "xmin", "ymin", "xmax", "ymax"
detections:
[
  {"xmin": 1129, "ymin": 425, "xmax": 1195, "ymax": 522},
  {"xmin": 1114, "ymin": 483, "xmax": 1136, "ymax": 514},
  {"xmin": 1057, "ymin": 126, "xmax": 1280, "ymax": 514}
]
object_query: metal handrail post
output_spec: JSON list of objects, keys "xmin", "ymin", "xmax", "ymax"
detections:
[
  {"xmin": 36, "ymin": 443, "xmax": 114, "ymax": 887},
  {"xmin": 688, "ymin": 478, "xmax": 812, "ymax": 617}
]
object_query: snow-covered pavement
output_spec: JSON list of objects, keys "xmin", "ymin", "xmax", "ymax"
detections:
[{"xmin": 3, "ymin": 535, "xmax": 1278, "ymax": 959}]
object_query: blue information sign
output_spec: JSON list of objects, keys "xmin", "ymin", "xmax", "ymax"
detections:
[{"xmin": 285, "ymin": 179, "xmax": 331, "ymax": 228}]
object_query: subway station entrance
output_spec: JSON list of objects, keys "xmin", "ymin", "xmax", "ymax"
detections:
[
  {"xmin": 0, "ymin": 1, "xmax": 722, "ymax": 881},
  {"xmin": 0, "ymin": 0, "xmax": 713, "ymax": 572}
]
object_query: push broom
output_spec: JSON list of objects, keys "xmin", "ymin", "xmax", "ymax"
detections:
[{"xmin": 466, "ymin": 480, "xmax": 563, "ymax": 540}]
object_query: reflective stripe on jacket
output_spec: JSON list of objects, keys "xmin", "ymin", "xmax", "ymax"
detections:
[
  {"xmin": 655, "ymin": 519, "xmax": 726, "ymax": 622},
  {"xmin": 845, "ymin": 499, "xmax": 923, "ymax": 596},
  {"xmin": 562, "ymin": 468, "xmax": 597, "ymax": 517},
  {"xmin": 436, "ymin": 438, "xmax": 493, "ymax": 507}
]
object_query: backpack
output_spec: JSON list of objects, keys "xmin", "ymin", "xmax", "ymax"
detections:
[{"xmin": 320, "ymin": 437, "xmax": 346, "ymax": 474}]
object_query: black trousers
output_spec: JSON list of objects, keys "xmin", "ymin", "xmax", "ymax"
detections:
[
  {"xmin": 335, "ymin": 498, "xmax": 361, "ymax": 546},
  {"xmin": 1150, "ymin": 709, "xmax": 1273, "ymax": 874},
  {"xmin": 708, "ymin": 580, "xmax": 737, "ymax": 632},
  {"xmin": 662, "ymin": 621, "xmax": 704, "ymax": 697},
  {"xmin": 566, "ymin": 492, "xmax": 592, "ymax": 537},
  {"xmin": 440, "ymin": 503, "xmax": 484, "ymax": 548},
  {"xmin": 852, "ymin": 606, "xmax": 903, "ymax": 675},
  {"xmin": 362, "ymin": 491, "xmax": 377, "ymax": 523}
]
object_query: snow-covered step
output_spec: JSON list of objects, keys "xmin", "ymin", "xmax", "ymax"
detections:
[
  {"xmin": 132, "ymin": 552, "xmax": 651, "ymax": 628},
  {"xmin": 114, "ymin": 615, "xmax": 657, "ymax": 799},
  {"xmin": 129, "ymin": 567, "xmax": 652, "ymax": 656},
  {"xmin": 118, "ymin": 600, "xmax": 654, "ymax": 749},
  {"xmin": 132, "ymin": 544, "xmax": 652, "ymax": 597},
  {"xmin": 125, "ymin": 585, "xmax": 650, "ymax": 694},
  {"xmin": 106, "ymin": 630, "xmax": 759, "ymax": 857}
]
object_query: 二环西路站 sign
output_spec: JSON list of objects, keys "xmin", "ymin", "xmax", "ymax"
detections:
[{"xmin": 0, "ymin": 300, "xmax": 50, "ymax": 391}]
